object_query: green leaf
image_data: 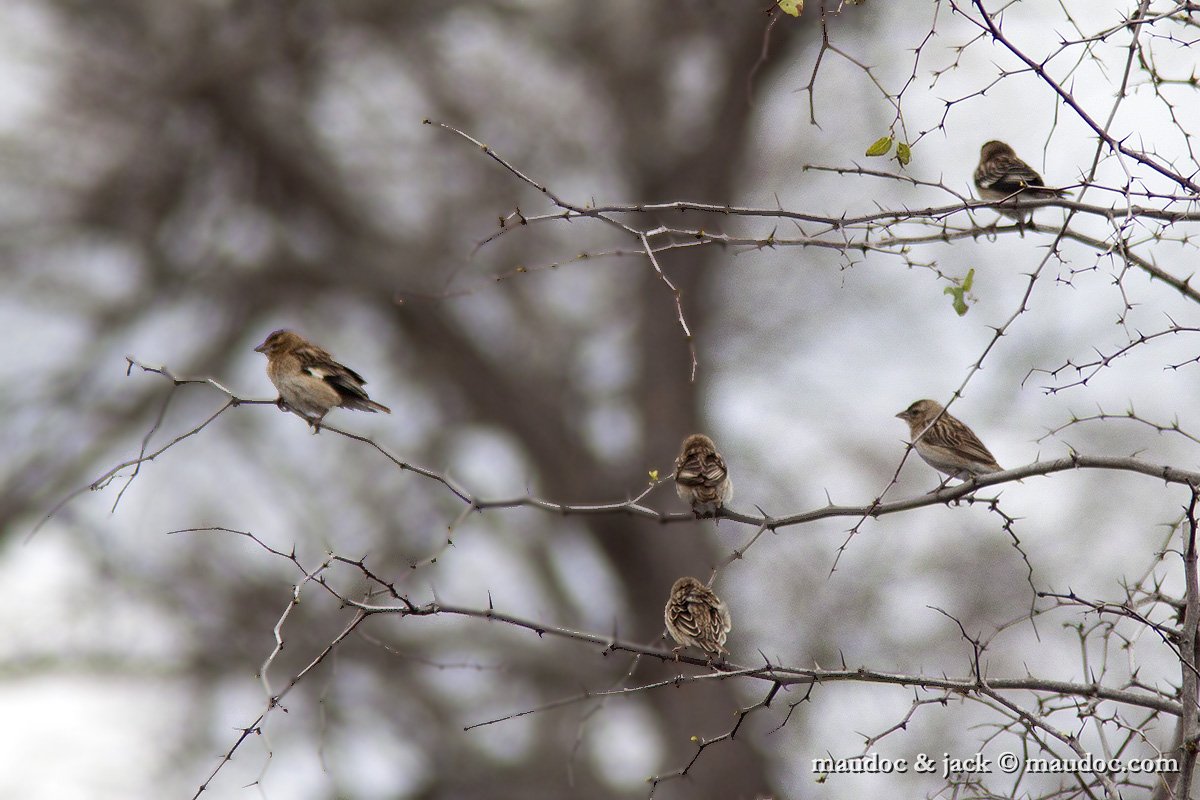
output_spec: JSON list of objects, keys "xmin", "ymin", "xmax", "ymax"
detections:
[
  {"xmin": 943, "ymin": 285, "xmax": 968, "ymax": 316},
  {"xmin": 865, "ymin": 136, "xmax": 894, "ymax": 157},
  {"xmin": 777, "ymin": 0, "xmax": 803, "ymax": 16},
  {"xmin": 942, "ymin": 269, "xmax": 975, "ymax": 316},
  {"xmin": 896, "ymin": 142, "xmax": 912, "ymax": 166}
]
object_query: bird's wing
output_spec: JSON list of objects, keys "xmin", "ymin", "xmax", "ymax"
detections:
[
  {"xmin": 670, "ymin": 600, "xmax": 704, "ymax": 640},
  {"xmin": 712, "ymin": 595, "xmax": 732, "ymax": 636},
  {"xmin": 921, "ymin": 417, "xmax": 1000, "ymax": 469},
  {"xmin": 976, "ymin": 154, "xmax": 1047, "ymax": 194},
  {"xmin": 697, "ymin": 595, "xmax": 730, "ymax": 651},
  {"xmin": 295, "ymin": 345, "xmax": 372, "ymax": 402},
  {"xmin": 676, "ymin": 452, "xmax": 728, "ymax": 487}
]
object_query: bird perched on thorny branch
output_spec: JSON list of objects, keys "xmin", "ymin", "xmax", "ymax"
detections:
[
  {"xmin": 895, "ymin": 398, "xmax": 1002, "ymax": 483},
  {"xmin": 254, "ymin": 329, "xmax": 391, "ymax": 431},
  {"xmin": 664, "ymin": 576, "xmax": 732, "ymax": 662},
  {"xmin": 974, "ymin": 140, "xmax": 1068, "ymax": 223},
  {"xmin": 673, "ymin": 433, "xmax": 732, "ymax": 518}
]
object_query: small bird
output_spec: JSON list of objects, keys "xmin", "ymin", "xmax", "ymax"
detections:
[
  {"xmin": 254, "ymin": 329, "xmax": 391, "ymax": 430},
  {"xmin": 974, "ymin": 140, "xmax": 1068, "ymax": 222},
  {"xmin": 664, "ymin": 576, "xmax": 732, "ymax": 661},
  {"xmin": 673, "ymin": 433, "xmax": 733, "ymax": 517},
  {"xmin": 895, "ymin": 399, "xmax": 1002, "ymax": 482}
]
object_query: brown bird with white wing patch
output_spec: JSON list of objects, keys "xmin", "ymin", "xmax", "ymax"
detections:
[{"xmin": 254, "ymin": 329, "xmax": 390, "ymax": 431}]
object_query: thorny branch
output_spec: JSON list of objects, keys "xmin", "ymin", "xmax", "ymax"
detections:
[
  {"xmin": 174, "ymin": 522, "xmax": 1188, "ymax": 796},
  {"xmin": 158, "ymin": 396, "xmax": 1198, "ymax": 797},
  {"xmin": 424, "ymin": 119, "xmax": 701, "ymax": 381},
  {"xmin": 964, "ymin": 0, "xmax": 1200, "ymax": 194},
  {"xmin": 1168, "ymin": 490, "xmax": 1200, "ymax": 798},
  {"xmin": 647, "ymin": 682, "xmax": 787, "ymax": 796},
  {"xmin": 53, "ymin": 361, "xmax": 1200, "ymax": 540},
  {"xmin": 425, "ymin": 119, "xmax": 1200, "ymax": 396}
]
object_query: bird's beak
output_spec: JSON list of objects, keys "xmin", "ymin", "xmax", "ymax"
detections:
[
  {"xmin": 253, "ymin": 342, "xmax": 267, "ymax": 353},
  {"xmin": 894, "ymin": 411, "xmax": 906, "ymax": 419}
]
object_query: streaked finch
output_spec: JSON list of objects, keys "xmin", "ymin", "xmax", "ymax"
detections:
[
  {"xmin": 974, "ymin": 140, "xmax": 1068, "ymax": 222},
  {"xmin": 254, "ymin": 329, "xmax": 391, "ymax": 430},
  {"xmin": 664, "ymin": 576, "xmax": 732, "ymax": 660},
  {"xmin": 896, "ymin": 399, "xmax": 1002, "ymax": 482},
  {"xmin": 673, "ymin": 433, "xmax": 732, "ymax": 516}
]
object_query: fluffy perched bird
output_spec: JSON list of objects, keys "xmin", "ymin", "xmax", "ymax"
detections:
[
  {"xmin": 896, "ymin": 399, "xmax": 1002, "ymax": 481},
  {"xmin": 673, "ymin": 433, "xmax": 732, "ymax": 516},
  {"xmin": 254, "ymin": 329, "xmax": 391, "ymax": 430},
  {"xmin": 974, "ymin": 140, "xmax": 1068, "ymax": 222},
  {"xmin": 664, "ymin": 576, "xmax": 732, "ymax": 660}
]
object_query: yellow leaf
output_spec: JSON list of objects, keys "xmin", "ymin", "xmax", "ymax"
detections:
[
  {"xmin": 865, "ymin": 136, "xmax": 893, "ymax": 157},
  {"xmin": 778, "ymin": 0, "xmax": 803, "ymax": 16},
  {"xmin": 648, "ymin": 469, "xmax": 659, "ymax": 481},
  {"xmin": 896, "ymin": 142, "xmax": 912, "ymax": 166}
]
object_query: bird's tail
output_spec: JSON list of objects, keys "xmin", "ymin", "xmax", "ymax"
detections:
[
  {"xmin": 1020, "ymin": 184, "xmax": 1070, "ymax": 199},
  {"xmin": 345, "ymin": 398, "xmax": 392, "ymax": 414}
]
